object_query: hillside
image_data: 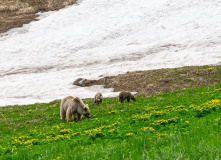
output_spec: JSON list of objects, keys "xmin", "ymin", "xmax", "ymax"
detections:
[
  {"xmin": 74, "ymin": 65, "xmax": 221, "ymax": 96},
  {"xmin": 1, "ymin": 0, "xmax": 221, "ymax": 106},
  {"xmin": 1, "ymin": 81, "xmax": 221, "ymax": 159},
  {"xmin": 0, "ymin": 0, "xmax": 76, "ymax": 34},
  {"xmin": 0, "ymin": 1, "xmax": 221, "ymax": 159}
]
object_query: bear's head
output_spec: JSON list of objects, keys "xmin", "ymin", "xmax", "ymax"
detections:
[
  {"xmin": 96, "ymin": 93, "xmax": 103, "ymax": 101},
  {"xmin": 82, "ymin": 104, "xmax": 91, "ymax": 118},
  {"xmin": 131, "ymin": 95, "xmax": 136, "ymax": 101},
  {"xmin": 74, "ymin": 97, "xmax": 91, "ymax": 118}
]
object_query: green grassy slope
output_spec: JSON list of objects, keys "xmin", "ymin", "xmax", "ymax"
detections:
[{"xmin": 1, "ymin": 83, "xmax": 221, "ymax": 160}]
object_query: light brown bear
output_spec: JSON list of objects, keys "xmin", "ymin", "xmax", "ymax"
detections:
[
  {"xmin": 119, "ymin": 91, "xmax": 136, "ymax": 103},
  {"xmin": 60, "ymin": 96, "xmax": 91, "ymax": 122},
  {"xmin": 94, "ymin": 92, "xmax": 103, "ymax": 105}
]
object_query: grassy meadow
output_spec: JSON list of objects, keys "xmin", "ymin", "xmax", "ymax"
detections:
[{"xmin": 1, "ymin": 77, "xmax": 221, "ymax": 159}]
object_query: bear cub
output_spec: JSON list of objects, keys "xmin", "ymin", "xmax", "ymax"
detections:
[
  {"xmin": 119, "ymin": 91, "xmax": 136, "ymax": 103},
  {"xmin": 94, "ymin": 92, "xmax": 103, "ymax": 105}
]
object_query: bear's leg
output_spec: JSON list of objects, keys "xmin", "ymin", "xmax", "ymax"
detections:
[
  {"xmin": 127, "ymin": 97, "xmax": 130, "ymax": 102},
  {"xmin": 122, "ymin": 97, "xmax": 126, "ymax": 103},
  {"xmin": 66, "ymin": 108, "xmax": 72, "ymax": 122},
  {"xmin": 77, "ymin": 113, "xmax": 83, "ymax": 121},
  {"xmin": 60, "ymin": 108, "xmax": 66, "ymax": 120},
  {"xmin": 99, "ymin": 99, "xmax": 102, "ymax": 105},
  {"xmin": 73, "ymin": 112, "xmax": 78, "ymax": 122}
]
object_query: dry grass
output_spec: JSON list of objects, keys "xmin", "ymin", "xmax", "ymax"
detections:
[{"xmin": 0, "ymin": 0, "xmax": 76, "ymax": 33}]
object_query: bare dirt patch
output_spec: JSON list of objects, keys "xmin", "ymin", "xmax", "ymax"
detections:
[
  {"xmin": 0, "ymin": 0, "xmax": 77, "ymax": 34},
  {"xmin": 29, "ymin": 117, "xmax": 44, "ymax": 123},
  {"xmin": 74, "ymin": 65, "xmax": 221, "ymax": 97}
]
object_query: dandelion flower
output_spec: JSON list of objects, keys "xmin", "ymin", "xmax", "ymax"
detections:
[
  {"xmin": 108, "ymin": 129, "xmax": 115, "ymax": 133},
  {"xmin": 126, "ymin": 133, "xmax": 133, "ymax": 136}
]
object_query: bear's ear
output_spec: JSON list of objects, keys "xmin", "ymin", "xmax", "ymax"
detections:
[
  {"xmin": 83, "ymin": 107, "xmax": 87, "ymax": 111},
  {"xmin": 74, "ymin": 97, "xmax": 81, "ymax": 103}
]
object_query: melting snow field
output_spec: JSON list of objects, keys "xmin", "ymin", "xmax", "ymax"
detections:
[{"xmin": 0, "ymin": 0, "xmax": 221, "ymax": 106}]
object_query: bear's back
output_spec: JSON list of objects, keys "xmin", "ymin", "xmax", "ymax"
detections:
[
  {"xmin": 119, "ymin": 91, "xmax": 130, "ymax": 98},
  {"xmin": 62, "ymin": 96, "xmax": 75, "ymax": 111}
]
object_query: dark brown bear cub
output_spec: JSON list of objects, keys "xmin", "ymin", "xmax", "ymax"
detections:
[{"xmin": 119, "ymin": 91, "xmax": 136, "ymax": 103}]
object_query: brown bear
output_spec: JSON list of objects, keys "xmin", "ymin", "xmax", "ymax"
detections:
[
  {"xmin": 94, "ymin": 92, "xmax": 103, "ymax": 105},
  {"xmin": 60, "ymin": 96, "xmax": 91, "ymax": 122},
  {"xmin": 119, "ymin": 91, "xmax": 136, "ymax": 103}
]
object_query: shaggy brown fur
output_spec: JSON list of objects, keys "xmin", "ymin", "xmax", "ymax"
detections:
[
  {"xmin": 60, "ymin": 96, "xmax": 91, "ymax": 122},
  {"xmin": 94, "ymin": 92, "xmax": 103, "ymax": 105},
  {"xmin": 119, "ymin": 91, "xmax": 136, "ymax": 103}
]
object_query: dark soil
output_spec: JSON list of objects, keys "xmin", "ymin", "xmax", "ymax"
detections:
[
  {"xmin": 73, "ymin": 65, "xmax": 221, "ymax": 97},
  {"xmin": 0, "ymin": 0, "xmax": 76, "ymax": 34}
]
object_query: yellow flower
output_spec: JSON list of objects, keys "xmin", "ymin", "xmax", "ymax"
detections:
[
  {"xmin": 108, "ymin": 129, "xmax": 115, "ymax": 133},
  {"xmin": 207, "ymin": 68, "xmax": 213, "ymax": 71},
  {"xmin": 126, "ymin": 133, "xmax": 133, "ymax": 136},
  {"xmin": 141, "ymin": 127, "xmax": 155, "ymax": 131},
  {"xmin": 109, "ymin": 110, "xmax": 117, "ymax": 114},
  {"xmin": 57, "ymin": 157, "xmax": 60, "ymax": 159},
  {"xmin": 60, "ymin": 129, "xmax": 72, "ymax": 133},
  {"xmin": 185, "ymin": 121, "xmax": 189, "ymax": 123},
  {"xmin": 156, "ymin": 133, "xmax": 168, "ymax": 137},
  {"xmin": 212, "ymin": 99, "xmax": 220, "ymax": 103}
]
